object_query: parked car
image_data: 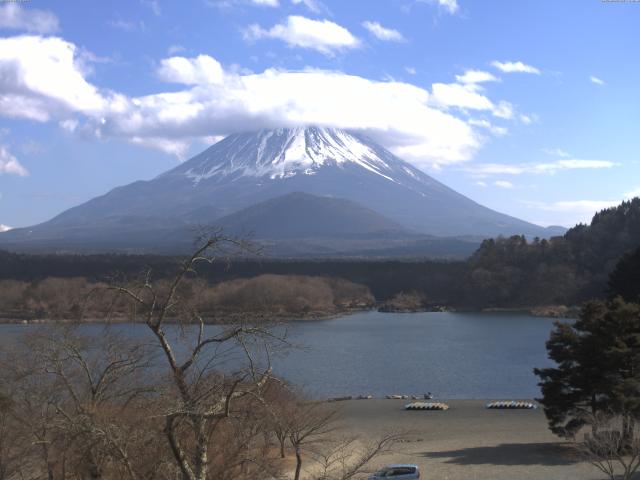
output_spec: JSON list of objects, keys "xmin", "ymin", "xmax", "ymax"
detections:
[{"xmin": 368, "ymin": 464, "xmax": 420, "ymax": 479}]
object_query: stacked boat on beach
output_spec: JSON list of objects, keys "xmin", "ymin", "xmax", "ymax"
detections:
[
  {"xmin": 486, "ymin": 401, "xmax": 537, "ymax": 409},
  {"xmin": 404, "ymin": 402, "xmax": 450, "ymax": 411},
  {"xmin": 326, "ymin": 396, "xmax": 538, "ymax": 411}
]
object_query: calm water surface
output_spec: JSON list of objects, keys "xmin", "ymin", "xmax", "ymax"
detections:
[{"xmin": 0, "ymin": 311, "xmax": 559, "ymax": 399}]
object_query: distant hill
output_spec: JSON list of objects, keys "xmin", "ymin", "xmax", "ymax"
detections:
[
  {"xmin": 464, "ymin": 198, "xmax": 640, "ymax": 307},
  {"xmin": 172, "ymin": 192, "xmax": 480, "ymax": 258},
  {"xmin": 214, "ymin": 192, "xmax": 407, "ymax": 239}
]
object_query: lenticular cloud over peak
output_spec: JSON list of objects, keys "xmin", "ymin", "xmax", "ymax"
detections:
[
  {"xmin": 126, "ymin": 58, "xmax": 483, "ymax": 167},
  {"xmin": 101, "ymin": 53, "xmax": 486, "ymax": 167},
  {"xmin": 0, "ymin": 35, "xmax": 504, "ymax": 169}
]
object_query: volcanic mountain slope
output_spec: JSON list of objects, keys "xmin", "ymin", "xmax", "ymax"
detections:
[
  {"xmin": 182, "ymin": 192, "xmax": 481, "ymax": 257},
  {"xmin": 0, "ymin": 127, "xmax": 564, "ymax": 253},
  {"xmin": 214, "ymin": 192, "xmax": 407, "ymax": 239}
]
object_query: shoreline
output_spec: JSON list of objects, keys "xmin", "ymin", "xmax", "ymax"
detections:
[
  {"xmin": 0, "ymin": 304, "xmax": 578, "ymax": 325},
  {"xmin": 0, "ymin": 307, "xmax": 370, "ymax": 325}
]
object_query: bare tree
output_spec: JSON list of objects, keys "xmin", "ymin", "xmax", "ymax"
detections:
[
  {"xmin": 1, "ymin": 326, "xmax": 165, "ymax": 480},
  {"xmin": 577, "ymin": 411, "xmax": 640, "ymax": 480},
  {"xmin": 0, "ymin": 391, "xmax": 25, "ymax": 480},
  {"xmin": 287, "ymin": 401, "xmax": 340, "ymax": 480},
  {"xmin": 0, "ymin": 357, "xmax": 62, "ymax": 480},
  {"xmin": 310, "ymin": 432, "xmax": 407, "ymax": 480},
  {"xmin": 109, "ymin": 233, "xmax": 283, "ymax": 480},
  {"xmin": 261, "ymin": 378, "xmax": 298, "ymax": 459}
]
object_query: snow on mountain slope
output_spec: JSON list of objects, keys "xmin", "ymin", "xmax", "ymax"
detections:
[{"xmin": 174, "ymin": 127, "xmax": 397, "ymax": 183}]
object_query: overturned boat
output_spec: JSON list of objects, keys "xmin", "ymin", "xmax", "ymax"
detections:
[
  {"xmin": 486, "ymin": 401, "xmax": 537, "ymax": 409},
  {"xmin": 404, "ymin": 402, "xmax": 450, "ymax": 411}
]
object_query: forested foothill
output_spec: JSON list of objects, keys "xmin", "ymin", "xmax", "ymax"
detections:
[
  {"xmin": 466, "ymin": 198, "xmax": 640, "ymax": 308},
  {"xmin": 1, "ymin": 198, "xmax": 640, "ymax": 320}
]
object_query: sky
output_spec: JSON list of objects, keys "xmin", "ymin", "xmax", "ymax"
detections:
[{"xmin": 0, "ymin": 0, "xmax": 639, "ymax": 231}]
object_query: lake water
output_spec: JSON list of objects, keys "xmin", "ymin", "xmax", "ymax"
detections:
[{"xmin": 0, "ymin": 311, "xmax": 560, "ymax": 399}]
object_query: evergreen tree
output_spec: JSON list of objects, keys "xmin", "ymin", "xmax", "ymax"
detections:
[
  {"xmin": 535, "ymin": 299, "xmax": 640, "ymax": 438},
  {"xmin": 609, "ymin": 246, "xmax": 640, "ymax": 303}
]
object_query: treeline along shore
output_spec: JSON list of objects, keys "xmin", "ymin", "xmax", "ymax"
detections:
[{"xmin": 1, "ymin": 198, "xmax": 640, "ymax": 322}]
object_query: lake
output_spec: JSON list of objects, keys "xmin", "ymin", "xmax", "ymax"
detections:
[{"xmin": 0, "ymin": 311, "xmax": 560, "ymax": 399}]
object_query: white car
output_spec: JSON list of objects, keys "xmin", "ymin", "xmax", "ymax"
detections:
[{"xmin": 369, "ymin": 464, "xmax": 421, "ymax": 479}]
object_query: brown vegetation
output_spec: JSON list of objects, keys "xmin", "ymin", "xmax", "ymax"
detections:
[
  {"xmin": 378, "ymin": 291, "xmax": 428, "ymax": 313},
  {"xmin": 198, "ymin": 275, "xmax": 374, "ymax": 319},
  {"xmin": 0, "ymin": 274, "xmax": 374, "ymax": 323},
  {"xmin": 576, "ymin": 412, "xmax": 640, "ymax": 480}
]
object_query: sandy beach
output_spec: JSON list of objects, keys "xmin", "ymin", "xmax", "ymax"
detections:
[{"xmin": 333, "ymin": 399, "xmax": 604, "ymax": 480}]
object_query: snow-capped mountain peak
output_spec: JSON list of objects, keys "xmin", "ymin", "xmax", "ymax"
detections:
[{"xmin": 172, "ymin": 127, "xmax": 402, "ymax": 184}]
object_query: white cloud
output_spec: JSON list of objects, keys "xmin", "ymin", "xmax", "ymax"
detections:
[
  {"xmin": 468, "ymin": 119, "xmax": 507, "ymax": 136},
  {"xmin": 137, "ymin": 61, "xmax": 480, "ymax": 166},
  {"xmin": 157, "ymin": 55, "xmax": 225, "ymax": 85},
  {"xmin": 0, "ymin": 224, "xmax": 12, "ymax": 233},
  {"xmin": 108, "ymin": 19, "xmax": 145, "ymax": 32},
  {"xmin": 291, "ymin": 0, "xmax": 327, "ymax": 13},
  {"xmin": 60, "ymin": 119, "xmax": 79, "ymax": 132},
  {"xmin": 549, "ymin": 159, "xmax": 616, "ymax": 171},
  {"xmin": 519, "ymin": 114, "xmax": 533, "ymax": 125},
  {"xmin": 0, "ymin": 145, "xmax": 28, "ymax": 176},
  {"xmin": 523, "ymin": 189, "xmax": 640, "ymax": 226},
  {"xmin": 455, "ymin": 70, "xmax": 499, "ymax": 84},
  {"xmin": 0, "ymin": 36, "xmax": 508, "ymax": 169},
  {"xmin": 210, "ymin": 0, "xmax": 280, "ymax": 7},
  {"xmin": 431, "ymin": 83, "xmax": 514, "ymax": 119},
  {"xmin": 492, "ymin": 101, "xmax": 514, "ymax": 119},
  {"xmin": 476, "ymin": 181, "xmax": 487, "ymax": 187},
  {"xmin": 625, "ymin": 187, "xmax": 640, "ymax": 199},
  {"xmin": 405, "ymin": 66, "xmax": 417, "ymax": 75},
  {"xmin": 543, "ymin": 148, "xmax": 571, "ymax": 158},
  {"xmin": 362, "ymin": 21, "xmax": 405, "ymax": 42},
  {"xmin": 590, "ymin": 75, "xmax": 605, "ymax": 86},
  {"xmin": 491, "ymin": 61, "xmax": 540, "ymax": 75},
  {"xmin": 522, "ymin": 199, "xmax": 622, "ymax": 226},
  {"xmin": 0, "ymin": 3, "xmax": 59, "ymax": 34},
  {"xmin": 431, "ymin": 83, "xmax": 494, "ymax": 111},
  {"xmin": 465, "ymin": 159, "xmax": 616, "ymax": 177},
  {"xmin": 523, "ymin": 200, "xmax": 619, "ymax": 214},
  {"xmin": 167, "ymin": 45, "xmax": 186, "ymax": 55},
  {"xmin": 250, "ymin": 0, "xmax": 280, "ymax": 5},
  {"xmin": 141, "ymin": 0, "xmax": 162, "ymax": 15},
  {"xmin": 418, "ymin": 0, "xmax": 459, "ymax": 14},
  {"xmin": 438, "ymin": 0, "xmax": 459, "ymax": 13},
  {"xmin": 494, "ymin": 180, "xmax": 514, "ymax": 189},
  {"xmin": 244, "ymin": 16, "xmax": 360, "ymax": 55},
  {"xmin": 0, "ymin": 36, "xmax": 108, "ymax": 122}
]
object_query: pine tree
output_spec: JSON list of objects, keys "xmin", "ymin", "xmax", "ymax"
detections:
[
  {"xmin": 535, "ymin": 299, "xmax": 640, "ymax": 439},
  {"xmin": 609, "ymin": 246, "xmax": 640, "ymax": 303}
]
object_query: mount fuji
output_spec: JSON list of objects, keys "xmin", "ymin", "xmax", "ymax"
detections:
[{"xmin": 0, "ymin": 127, "xmax": 564, "ymax": 255}]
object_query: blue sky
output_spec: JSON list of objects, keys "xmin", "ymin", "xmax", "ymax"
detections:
[{"xmin": 0, "ymin": 0, "xmax": 638, "ymax": 231}]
